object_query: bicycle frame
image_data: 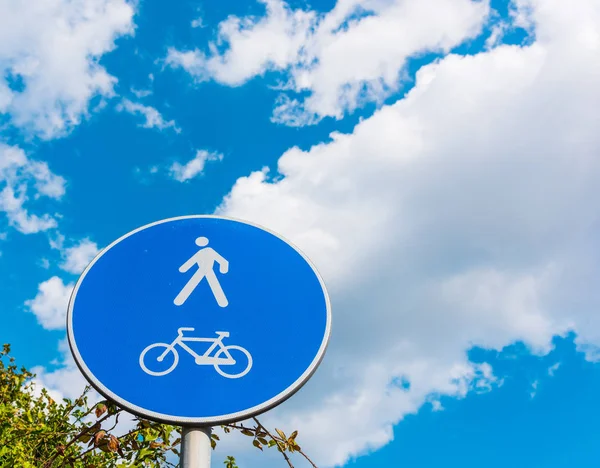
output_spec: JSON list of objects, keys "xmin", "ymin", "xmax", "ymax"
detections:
[{"xmin": 159, "ymin": 332, "xmax": 234, "ymax": 365}]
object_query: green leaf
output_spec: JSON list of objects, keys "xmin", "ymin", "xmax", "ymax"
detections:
[{"xmin": 0, "ymin": 343, "xmax": 317, "ymax": 468}]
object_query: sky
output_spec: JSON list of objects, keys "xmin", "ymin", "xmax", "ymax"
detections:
[{"xmin": 1, "ymin": 0, "xmax": 600, "ymax": 466}]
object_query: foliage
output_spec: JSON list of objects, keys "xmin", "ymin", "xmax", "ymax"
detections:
[{"xmin": 0, "ymin": 344, "xmax": 316, "ymax": 468}]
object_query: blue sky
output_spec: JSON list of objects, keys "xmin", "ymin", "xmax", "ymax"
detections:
[
  {"xmin": 1, "ymin": 0, "xmax": 600, "ymax": 466},
  {"xmin": 348, "ymin": 335, "xmax": 600, "ymax": 468}
]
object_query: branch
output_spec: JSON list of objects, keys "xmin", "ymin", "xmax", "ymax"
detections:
[
  {"xmin": 253, "ymin": 417, "xmax": 294, "ymax": 468},
  {"xmin": 63, "ymin": 386, "xmax": 92, "ymax": 421},
  {"xmin": 297, "ymin": 449, "xmax": 318, "ymax": 468},
  {"xmin": 42, "ymin": 411, "xmax": 116, "ymax": 468},
  {"xmin": 74, "ymin": 422, "xmax": 178, "ymax": 465},
  {"xmin": 74, "ymin": 425, "xmax": 141, "ymax": 461},
  {"xmin": 104, "ymin": 412, "xmax": 120, "ymax": 433}
]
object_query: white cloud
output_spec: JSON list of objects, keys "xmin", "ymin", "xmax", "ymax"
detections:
[
  {"xmin": 529, "ymin": 379, "xmax": 539, "ymax": 398},
  {"xmin": 131, "ymin": 87, "xmax": 152, "ymax": 98},
  {"xmin": 167, "ymin": 0, "xmax": 315, "ymax": 85},
  {"xmin": 191, "ymin": 16, "xmax": 205, "ymax": 28},
  {"xmin": 25, "ymin": 276, "xmax": 73, "ymax": 330},
  {"xmin": 29, "ymin": 339, "xmax": 89, "ymax": 403},
  {"xmin": 167, "ymin": 0, "xmax": 489, "ymax": 124},
  {"xmin": 0, "ymin": 143, "xmax": 65, "ymax": 234},
  {"xmin": 0, "ymin": 0, "xmax": 135, "ymax": 139},
  {"xmin": 117, "ymin": 99, "xmax": 181, "ymax": 132},
  {"xmin": 169, "ymin": 150, "xmax": 223, "ymax": 182},
  {"xmin": 212, "ymin": 0, "xmax": 600, "ymax": 464},
  {"xmin": 130, "ymin": 74, "xmax": 154, "ymax": 98},
  {"xmin": 485, "ymin": 21, "xmax": 508, "ymax": 50},
  {"xmin": 547, "ymin": 362, "xmax": 561, "ymax": 376},
  {"xmin": 60, "ymin": 238, "xmax": 99, "ymax": 274},
  {"xmin": 49, "ymin": 231, "xmax": 66, "ymax": 251}
]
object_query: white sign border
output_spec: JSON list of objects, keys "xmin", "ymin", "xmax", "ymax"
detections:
[{"xmin": 66, "ymin": 215, "xmax": 332, "ymax": 425}]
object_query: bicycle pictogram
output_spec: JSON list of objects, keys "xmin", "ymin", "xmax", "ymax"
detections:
[{"xmin": 139, "ymin": 327, "xmax": 252, "ymax": 378}]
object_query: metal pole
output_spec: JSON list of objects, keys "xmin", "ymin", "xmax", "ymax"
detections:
[{"xmin": 180, "ymin": 426, "xmax": 212, "ymax": 468}]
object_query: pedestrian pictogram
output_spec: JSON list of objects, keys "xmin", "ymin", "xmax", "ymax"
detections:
[{"xmin": 174, "ymin": 236, "xmax": 229, "ymax": 307}]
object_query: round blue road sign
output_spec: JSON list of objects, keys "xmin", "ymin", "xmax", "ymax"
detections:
[{"xmin": 67, "ymin": 215, "xmax": 331, "ymax": 425}]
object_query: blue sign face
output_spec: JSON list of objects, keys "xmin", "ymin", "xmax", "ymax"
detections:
[{"xmin": 67, "ymin": 216, "xmax": 331, "ymax": 425}]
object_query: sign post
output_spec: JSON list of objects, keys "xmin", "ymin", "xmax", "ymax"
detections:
[
  {"xmin": 181, "ymin": 427, "xmax": 211, "ymax": 468},
  {"xmin": 67, "ymin": 215, "xmax": 331, "ymax": 467}
]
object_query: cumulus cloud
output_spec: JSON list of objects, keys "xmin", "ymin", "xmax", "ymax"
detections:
[
  {"xmin": 28, "ymin": 237, "xmax": 100, "ymax": 333},
  {"xmin": 0, "ymin": 143, "xmax": 65, "ymax": 234},
  {"xmin": 25, "ymin": 235, "xmax": 98, "ymax": 331},
  {"xmin": 25, "ymin": 276, "xmax": 73, "ymax": 330},
  {"xmin": 0, "ymin": 0, "xmax": 135, "ymax": 139},
  {"xmin": 166, "ymin": 0, "xmax": 489, "ymax": 124},
  {"xmin": 28, "ymin": 339, "xmax": 88, "ymax": 403},
  {"xmin": 60, "ymin": 238, "xmax": 99, "ymax": 274},
  {"xmin": 210, "ymin": 0, "xmax": 600, "ymax": 464},
  {"xmin": 166, "ymin": 0, "xmax": 315, "ymax": 85},
  {"xmin": 169, "ymin": 150, "xmax": 223, "ymax": 182},
  {"xmin": 117, "ymin": 99, "xmax": 181, "ymax": 132}
]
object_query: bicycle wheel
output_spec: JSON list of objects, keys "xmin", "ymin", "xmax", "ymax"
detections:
[
  {"xmin": 214, "ymin": 345, "xmax": 252, "ymax": 379},
  {"xmin": 139, "ymin": 343, "xmax": 179, "ymax": 376}
]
